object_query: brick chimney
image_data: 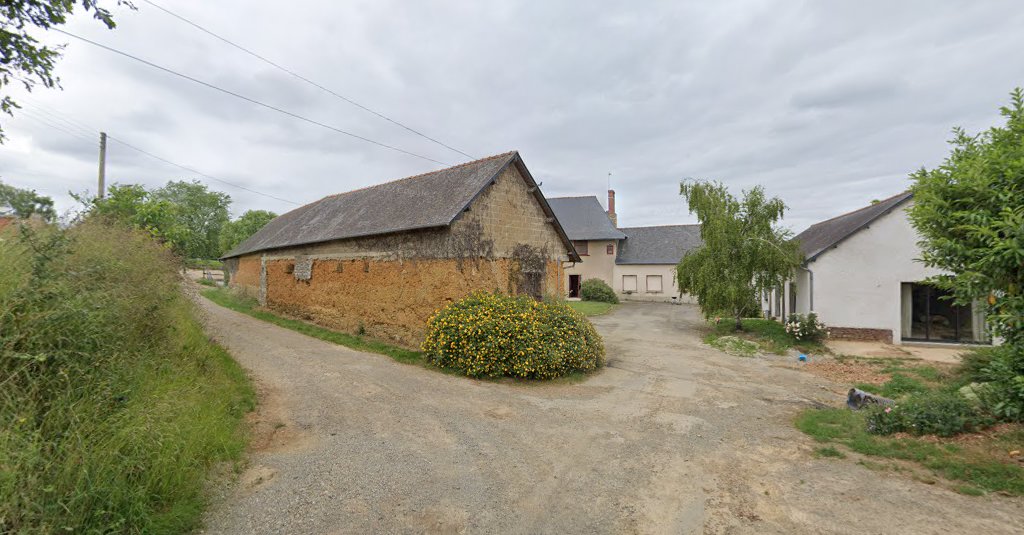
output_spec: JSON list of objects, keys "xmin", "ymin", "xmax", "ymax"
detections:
[{"xmin": 607, "ymin": 189, "xmax": 617, "ymax": 226}]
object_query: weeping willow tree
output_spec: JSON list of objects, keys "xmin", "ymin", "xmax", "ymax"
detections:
[{"xmin": 676, "ymin": 181, "xmax": 802, "ymax": 330}]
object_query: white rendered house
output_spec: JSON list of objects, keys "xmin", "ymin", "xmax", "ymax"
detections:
[{"xmin": 766, "ymin": 192, "xmax": 989, "ymax": 345}]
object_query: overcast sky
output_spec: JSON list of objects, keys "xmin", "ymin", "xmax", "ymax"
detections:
[{"xmin": 2, "ymin": 0, "xmax": 1022, "ymax": 231}]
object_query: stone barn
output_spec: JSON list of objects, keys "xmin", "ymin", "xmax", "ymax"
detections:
[{"xmin": 221, "ymin": 151, "xmax": 579, "ymax": 346}]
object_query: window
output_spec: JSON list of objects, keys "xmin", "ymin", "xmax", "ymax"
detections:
[
  {"xmin": 622, "ymin": 275, "xmax": 637, "ymax": 292},
  {"xmin": 573, "ymin": 240, "xmax": 589, "ymax": 256},
  {"xmin": 646, "ymin": 275, "xmax": 663, "ymax": 293},
  {"xmin": 606, "ymin": 244, "xmax": 614, "ymax": 255}
]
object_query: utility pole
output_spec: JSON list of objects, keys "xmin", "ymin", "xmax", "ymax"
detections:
[{"xmin": 98, "ymin": 132, "xmax": 107, "ymax": 198}]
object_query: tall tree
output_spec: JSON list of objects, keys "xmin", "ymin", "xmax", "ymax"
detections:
[
  {"xmin": 1, "ymin": 1, "xmax": 134, "ymax": 142},
  {"xmin": 0, "ymin": 180, "xmax": 56, "ymax": 221},
  {"xmin": 91, "ymin": 180, "xmax": 230, "ymax": 259},
  {"xmin": 908, "ymin": 88, "xmax": 1024, "ymax": 420},
  {"xmin": 151, "ymin": 180, "xmax": 230, "ymax": 259},
  {"xmin": 676, "ymin": 181, "xmax": 802, "ymax": 330},
  {"xmin": 219, "ymin": 209, "xmax": 277, "ymax": 255}
]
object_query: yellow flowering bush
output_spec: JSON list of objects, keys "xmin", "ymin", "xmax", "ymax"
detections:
[{"xmin": 422, "ymin": 292, "xmax": 605, "ymax": 379}]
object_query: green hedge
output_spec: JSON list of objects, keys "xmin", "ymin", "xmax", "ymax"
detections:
[
  {"xmin": 581, "ymin": 278, "xmax": 618, "ymax": 303},
  {"xmin": 422, "ymin": 292, "xmax": 605, "ymax": 379}
]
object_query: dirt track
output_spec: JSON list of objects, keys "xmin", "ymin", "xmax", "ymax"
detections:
[{"xmin": 197, "ymin": 299, "xmax": 1024, "ymax": 534}]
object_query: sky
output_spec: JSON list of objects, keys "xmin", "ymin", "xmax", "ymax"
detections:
[{"xmin": 1, "ymin": 0, "xmax": 1022, "ymax": 232}]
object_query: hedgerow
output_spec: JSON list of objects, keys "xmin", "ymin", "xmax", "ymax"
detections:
[
  {"xmin": 0, "ymin": 222, "xmax": 253, "ymax": 533},
  {"xmin": 421, "ymin": 292, "xmax": 605, "ymax": 379}
]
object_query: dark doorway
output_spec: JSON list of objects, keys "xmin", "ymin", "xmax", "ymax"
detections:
[
  {"xmin": 569, "ymin": 275, "xmax": 581, "ymax": 298},
  {"xmin": 902, "ymin": 283, "xmax": 981, "ymax": 343}
]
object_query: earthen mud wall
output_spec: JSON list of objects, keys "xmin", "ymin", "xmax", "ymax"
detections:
[{"xmin": 226, "ymin": 162, "xmax": 569, "ymax": 347}]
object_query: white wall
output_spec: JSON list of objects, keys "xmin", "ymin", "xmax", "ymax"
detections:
[
  {"xmin": 612, "ymin": 264, "xmax": 696, "ymax": 303},
  {"xmin": 801, "ymin": 202, "xmax": 945, "ymax": 343},
  {"xmin": 564, "ymin": 239, "xmax": 617, "ymax": 295}
]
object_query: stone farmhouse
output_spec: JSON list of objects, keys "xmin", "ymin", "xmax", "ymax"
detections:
[
  {"xmin": 221, "ymin": 151, "xmax": 579, "ymax": 346},
  {"xmin": 766, "ymin": 191, "xmax": 990, "ymax": 345},
  {"xmin": 548, "ymin": 191, "xmax": 702, "ymax": 302}
]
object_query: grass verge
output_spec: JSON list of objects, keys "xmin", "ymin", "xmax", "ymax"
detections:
[
  {"xmin": 705, "ymin": 318, "xmax": 827, "ymax": 356},
  {"xmin": 1, "ymin": 222, "xmax": 254, "ymax": 533},
  {"xmin": 568, "ymin": 300, "xmax": 617, "ymax": 317},
  {"xmin": 201, "ymin": 287, "xmax": 424, "ymax": 365},
  {"xmin": 796, "ymin": 408, "xmax": 1024, "ymax": 495}
]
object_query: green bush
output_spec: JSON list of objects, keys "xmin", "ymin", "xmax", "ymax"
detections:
[
  {"xmin": 580, "ymin": 278, "xmax": 618, "ymax": 303},
  {"xmin": 0, "ymin": 223, "xmax": 253, "ymax": 533},
  {"xmin": 866, "ymin": 390, "xmax": 981, "ymax": 437},
  {"xmin": 422, "ymin": 292, "xmax": 605, "ymax": 379}
]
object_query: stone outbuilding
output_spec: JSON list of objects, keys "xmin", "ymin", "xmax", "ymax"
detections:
[{"xmin": 221, "ymin": 151, "xmax": 579, "ymax": 346}]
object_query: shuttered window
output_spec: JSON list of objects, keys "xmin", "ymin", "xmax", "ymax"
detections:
[
  {"xmin": 646, "ymin": 275, "xmax": 663, "ymax": 293},
  {"xmin": 573, "ymin": 240, "xmax": 589, "ymax": 256},
  {"xmin": 623, "ymin": 275, "xmax": 637, "ymax": 292}
]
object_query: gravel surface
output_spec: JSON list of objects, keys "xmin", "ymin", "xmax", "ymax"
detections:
[{"xmin": 196, "ymin": 299, "xmax": 1024, "ymax": 534}]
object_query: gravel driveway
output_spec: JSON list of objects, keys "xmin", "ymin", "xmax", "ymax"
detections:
[{"xmin": 197, "ymin": 299, "xmax": 1023, "ymax": 534}]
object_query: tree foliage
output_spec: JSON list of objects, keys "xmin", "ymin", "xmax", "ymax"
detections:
[
  {"xmin": 676, "ymin": 181, "xmax": 802, "ymax": 330},
  {"xmin": 908, "ymin": 88, "xmax": 1024, "ymax": 420},
  {"xmin": 1, "ymin": 1, "xmax": 133, "ymax": 142},
  {"xmin": 150, "ymin": 180, "xmax": 230, "ymax": 259},
  {"xmin": 219, "ymin": 209, "xmax": 276, "ymax": 255},
  {"xmin": 0, "ymin": 180, "xmax": 55, "ymax": 221},
  {"xmin": 91, "ymin": 180, "xmax": 230, "ymax": 259}
]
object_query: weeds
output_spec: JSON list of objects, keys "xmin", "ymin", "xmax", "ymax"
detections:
[
  {"xmin": 796, "ymin": 409, "xmax": 1024, "ymax": 495},
  {"xmin": 0, "ymin": 222, "xmax": 253, "ymax": 533},
  {"xmin": 707, "ymin": 317, "xmax": 826, "ymax": 355}
]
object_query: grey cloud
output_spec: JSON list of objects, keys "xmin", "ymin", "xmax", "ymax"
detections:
[{"xmin": 2, "ymin": 0, "xmax": 1023, "ymax": 238}]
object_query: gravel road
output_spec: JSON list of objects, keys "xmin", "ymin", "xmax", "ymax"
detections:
[{"xmin": 197, "ymin": 298, "xmax": 1024, "ymax": 534}]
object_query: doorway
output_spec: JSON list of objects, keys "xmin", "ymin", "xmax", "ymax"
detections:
[
  {"xmin": 569, "ymin": 275, "xmax": 581, "ymax": 298},
  {"xmin": 901, "ymin": 283, "xmax": 983, "ymax": 343}
]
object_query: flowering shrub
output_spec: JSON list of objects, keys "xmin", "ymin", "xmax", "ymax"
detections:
[
  {"xmin": 421, "ymin": 292, "xmax": 605, "ymax": 379},
  {"xmin": 865, "ymin": 390, "xmax": 982, "ymax": 437},
  {"xmin": 784, "ymin": 313, "xmax": 829, "ymax": 342},
  {"xmin": 581, "ymin": 278, "xmax": 618, "ymax": 303}
]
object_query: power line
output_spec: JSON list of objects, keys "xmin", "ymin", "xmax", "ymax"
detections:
[
  {"xmin": 52, "ymin": 28, "xmax": 450, "ymax": 166},
  {"xmin": 16, "ymin": 102, "xmax": 301, "ymax": 205},
  {"xmin": 18, "ymin": 99, "xmax": 96, "ymax": 139},
  {"xmin": 105, "ymin": 135, "xmax": 301, "ymax": 205},
  {"xmin": 140, "ymin": 0, "xmax": 475, "ymax": 160},
  {"xmin": 16, "ymin": 108, "xmax": 98, "ymax": 144}
]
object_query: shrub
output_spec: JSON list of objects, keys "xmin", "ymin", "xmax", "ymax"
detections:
[
  {"xmin": 421, "ymin": 292, "xmax": 605, "ymax": 379},
  {"xmin": 784, "ymin": 312, "xmax": 828, "ymax": 342},
  {"xmin": 0, "ymin": 222, "xmax": 253, "ymax": 533},
  {"xmin": 866, "ymin": 390, "xmax": 981, "ymax": 437},
  {"xmin": 580, "ymin": 278, "xmax": 618, "ymax": 303}
]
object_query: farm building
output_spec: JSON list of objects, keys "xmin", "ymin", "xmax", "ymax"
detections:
[
  {"xmin": 766, "ymin": 191, "xmax": 990, "ymax": 345},
  {"xmin": 548, "ymin": 191, "xmax": 702, "ymax": 302},
  {"xmin": 221, "ymin": 151, "xmax": 579, "ymax": 346}
]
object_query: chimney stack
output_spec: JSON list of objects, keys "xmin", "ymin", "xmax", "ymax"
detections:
[{"xmin": 607, "ymin": 189, "xmax": 617, "ymax": 226}]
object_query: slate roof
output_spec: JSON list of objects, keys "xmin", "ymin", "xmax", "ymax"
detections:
[
  {"xmin": 795, "ymin": 191, "xmax": 913, "ymax": 262},
  {"xmin": 616, "ymin": 224, "xmax": 703, "ymax": 265},
  {"xmin": 223, "ymin": 151, "xmax": 579, "ymax": 261},
  {"xmin": 547, "ymin": 196, "xmax": 626, "ymax": 240}
]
